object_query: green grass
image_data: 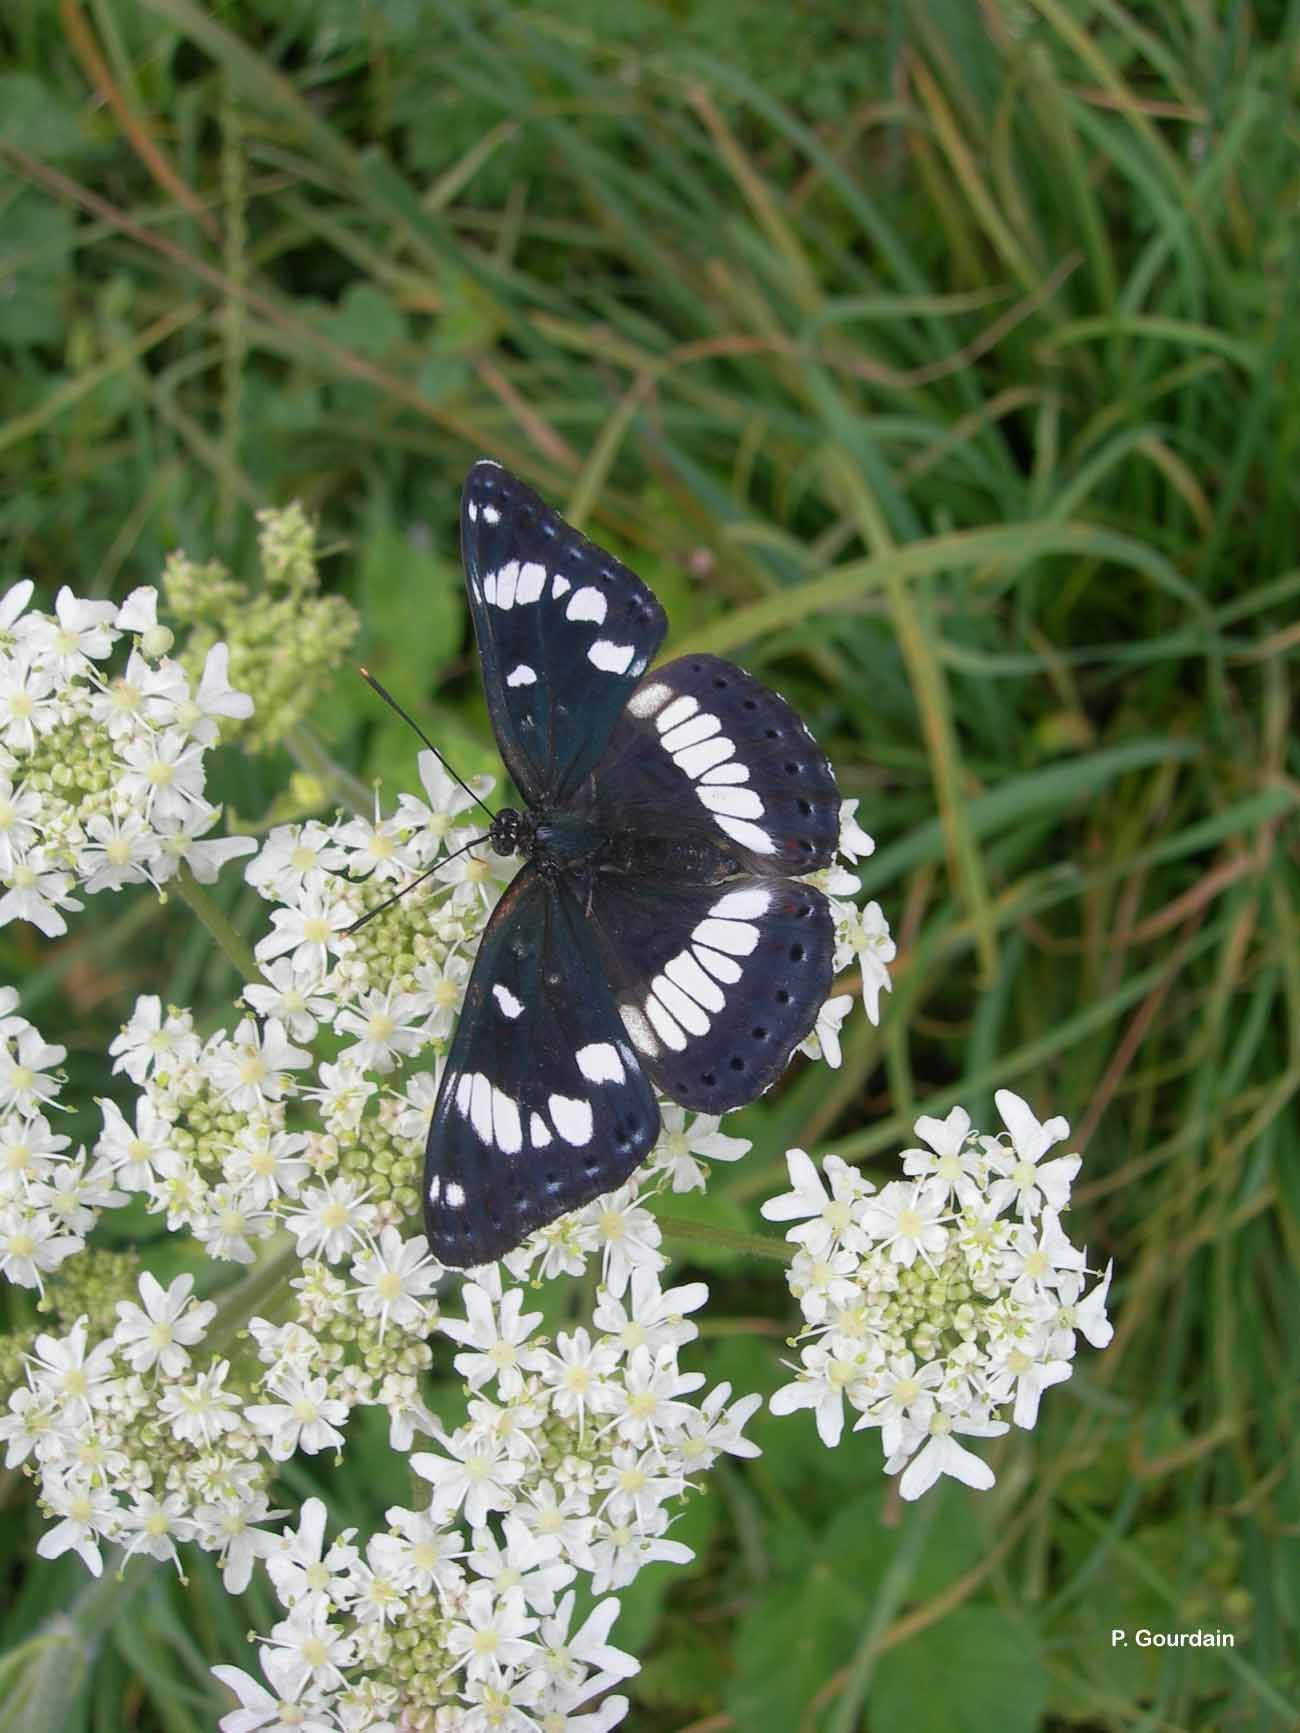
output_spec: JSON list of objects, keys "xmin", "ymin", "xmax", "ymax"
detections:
[{"xmin": 2, "ymin": 1, "xmax": 1299, "ymax": 1728}]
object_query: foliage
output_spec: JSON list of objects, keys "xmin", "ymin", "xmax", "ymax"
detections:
[{"xmin": 1, "ymin": 1, "xmax": 1297, "ymax": 1728}]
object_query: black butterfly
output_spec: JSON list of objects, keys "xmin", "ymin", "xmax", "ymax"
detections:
[{"xmin": 424, "ymin": 460, "xmax": 841, "ymax": 1266}]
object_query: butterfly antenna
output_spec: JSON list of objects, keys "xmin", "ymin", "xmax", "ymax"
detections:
[
  {"xmin": 343, "ymin": 832, "xmax": 490, "ymax": 936},
  {"xmin": 357, "ymin": 667, "xmax": 497, "ymax": 825}
]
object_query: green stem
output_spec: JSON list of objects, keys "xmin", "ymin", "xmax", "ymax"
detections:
[
  {"xmin": 825, "ymin": 1493, "xmax": 939, "ymax": 1733},
  {"xmin": 654, "ymin": 1212, "xmax": 793, "ymax": 1264},
  {"xmin": 203, "ymin": 1236, "xmax": 300, "ymax": 1357},
  {"xmin": 0, "ymin": 1547, "xmax": 146, "ymax": 1733},
  {"xmin": 171, "ymin": 865, "xmax": 260, "ymax": 982},
  {"xmin": 286, "ymin": 721, "xmax": 372, "ymax": 817}
]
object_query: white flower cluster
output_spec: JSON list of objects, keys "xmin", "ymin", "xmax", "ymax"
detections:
[
  {"xmin": 0, "ymin": 580, "xmax": 255, "ymax": 935},
  {"xmin": 0, "ymin": 987, "xmax": 127, "ymax": 1291},
  {"xmin": 764, "ymin": 1091, "xmax": 1113, "ymax": 1500},
  {"xmin": 214, "ymin": 1258, "xmax": 760, "ymax": 1732},
  {"xmin": 1, "ymin": 1239, "xmax": 758, "ymax": 1730},
  {"xmin": 801, "ymin": 799, "xmax": 894, "ymax": 1065},
  {"xmin": 0, "ymin": 703, "xmax": 895, "ymax": 1727}
]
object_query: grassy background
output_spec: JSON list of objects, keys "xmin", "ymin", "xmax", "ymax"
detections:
[{"xmin": 3, "ymin": 1, "xmax": 1299, "ymax": 1728}]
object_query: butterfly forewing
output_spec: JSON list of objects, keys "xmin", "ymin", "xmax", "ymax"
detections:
[
  {"xmin": 461, "ymin": 461, "xmax": 667, "ymax": 806},
  {"xmin": 591, "ymin": 654, "xmax": 841, "ymax": 874},
  {"xmin": 588, "ymin": 873, "xmax": 835, "ymax": 1114},
  {"xmin": 424, "ymin": 864, "xmax": 660, "ymax": 1268}
]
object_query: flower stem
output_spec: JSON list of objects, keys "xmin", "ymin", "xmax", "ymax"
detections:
[
  {"xmin": 171, "ymin": 865, "xmax": 260, "ymax": 983},
  {"xmin": 825, "ymin": 1493, "xmax": 939, "ymax": 1733},
  {"xmin": 654, "ymin": 1212, "xmax": 793, "ymax": 1264},
  {"xmin": 286, "ymin": 721, "xmax": 372, "ymax": 817},
  {"xmin": 203, "ymin": 1237, "xmax": 300, "ymax": 1358}
]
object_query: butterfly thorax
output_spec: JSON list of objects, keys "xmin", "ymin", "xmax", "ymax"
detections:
[{"xmin": 489, "ymin": 805, "xmax": 734, "ymax": 886}]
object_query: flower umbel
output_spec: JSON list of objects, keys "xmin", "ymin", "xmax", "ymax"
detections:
[{"xmin": 764, "ymin": 1091, "xmax": 1112, "ymax": 1499}]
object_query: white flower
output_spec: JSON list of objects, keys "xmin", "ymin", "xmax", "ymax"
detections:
[
  {"xmin": 370, "ymin": 1505, "xmax": 463, "ymax": 1599},
  {"xmin": 465, "ymin": 1513, "xmax": 572, "ymax": 1615},
  {"xmin": 445, "ymin": 1582, "xmax": 538, "ymax": 1682},
  {"xmin": 837, "ymin": 798, "xmax": 875, "ymax": 862},
  {"xmin": 441, "ymin": 1283, "xmax": 546, "ymax": 1396},
  {"xmin": 349, "ymin": 1228, "xmax": 441, "ymax": 1341},
  {"xmin": 0, "ymin": 655, "xmax": 59, "ymax": 750},
  {"xmin": 586, "ymin": 1185, "xmax": 664, "ymax": 1298},
  {"xmin": 29, "ymin": 586, "xmax": 117, "ymax": 671},
  {"xmin": 799, "ymin": 991, "xmax": 854, "ymax": 1067},
  {"xmin": 183, "ymin": 642, "xmax": 255, "ymax": 743},
  {"xmin": 212, "ymin": 1654, "xmax": 340, "ymax": 1733},
  {"xmin": 528, "ymin": 1592, "xmax": 639, "ymax": 1697},
  {"xmin": 95, "ymin": 1094, "xmax": 176, "ymax": 1190},
  {"xmin": 255, "ymin": 873, "xmax": 357, "ymax": 974},
  {"xmin": 0, "ymin": 776, "xmax": 43, "ymax": 871},
  {"xmin": 760, "ymin": 1147, "xmax": 872, "ymax": 1256},
  {"xmin": 896, "ymin": 1410, "xmax": 1009, "ymax": 1500},
  {"xmin": 284, "ymin": 1178, "xmax": 377, "ymax": 1263},
  {"xmin": 194, "ymin": 1489, "xmax": 285, "ymax": 1595},
  {"xmin": 35, "ymin": 1475, "xmax": 120, "ymax": 1575},
  {"xmin": 0, "ymin": 579, "xmax": 34, "ymax": 636},
  {"xmin": 300, "ymin": 1059, "xmax": 377, "ymax": 1137},
  {"xmin": 157, "ymin": 1359, "xmax": 241, "ymax": 1445},
  {"xmin": 266, "ymin": 1498, "xmax": 359, "ymax": 1615},
  {"xmin": 196, "ymin": 1186, "xmax": 275, "ymax": 1264},
  {"xmin": 0, "ymin": 849, "xmax": 82, "ymax": 937},
  {"xmin": 78, "ymin": 811, "xmax": 163, "ymax": 892},
  {"xmin": 247, "ymin": 1373, "xmax": 349, "ymax": 1461},
  {"xmin": 118, "ymin": 1489, "xmax": 195, "ymax": 1568},
  {"xmin": 261, "ymin": 1606, "xmax": 355, "ymax": 1699},
  {"xmin": 848, "ymin": 899, "xmax": 894, "ymax": 1025},
  {"xmin": 246, "ymin": 823, "xmax": 350, "ymax": 899},
  {"xmin": 412, "ymin": 950, "xmax": 470, "ymax": 1039},
  {"xmin": 399, "ymin": 747, "xmax": 495, "ymax": 844},
  {"xmin": 0, "ymin": 1205, "xmax": 80, "ymax": 1289},
  {"xmin": 223, "ymin": 1126, "xmax": 312, "ymax": 1208},
  {"xmin": 987, "ymin": 1090, "xmax": 1080, "ymax": 1218},
  {"xmin": 243, "ymin": 958, "xmax": 336, "ymax": 1042},
  {"xmin": 857, "ymin": 1179, "xmax": 950, "ymax": 1268},
  {"xmin": 412, "ymin": 1428, "xmax": 526, "ymax": 1528},
  {"xmin": 334, "ymin": 986, "xmax": 431, "ymax": 1071},
  {"xmin": 588, "ymin": 1501, "xmax": 694, "ymax": 1595},
  {"xmin": 766, "ymin": 1101, "xmax": 1111, "ymax": 1502},
  {"xmin": 108, "ymin": 995, "xmax": 199, "ymax": 1085},
  {"xmin": 538, "ymin": 1327, "xmax": 621, "ymax": 1431},
  {"xmin": 647, "ymin": 1106, "xmax": 749, "ymax": 1193},
  {"xmin": 591, "ymin": 1268, "xmax": 707, "ymax": 1357},
  {"xmin": 0, "ymin": 1108, "xmax": 71, "ymax": 1196},
  {"xmin": 26, "ymin": 1317, "xmax": 119, "ymax": 1421},
  {"xmin": 116, "ymin": 728, "xmax": 208, "ymax": 822},
  {"xmin": 604, "ymin": 1345, "xmax": 704, "ymax": 1448},
  {"xmin": 207, "ymin": 1016, "xmax": 310, "ymax": 1112},
  {"xmin": 113, "ymin": 1271, "xmax": 216, "ymax": 1376}
]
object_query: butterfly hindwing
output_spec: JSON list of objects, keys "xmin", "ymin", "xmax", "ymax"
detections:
[
  {"xmin": 588, "ymin": 872, "xmax": 835, "ymax": 1115},
  {"xmin": 462, "ymin": 461, "xmax": 668, "ymax": 806},
  {"xmin": 591, "ymin": 654, "xmax": 841, "ymax": 875},
  {"xmin": 424, "ymin": 863, "xmax": 660, "ymax": 1268}
]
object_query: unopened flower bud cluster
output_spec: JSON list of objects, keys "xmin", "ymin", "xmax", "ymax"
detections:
[
  {"xmin": 764, "ymin": 1092, "xmax": 1114, "ymax": 1500},
  {"xmin": 162, "ymin": 502, "xmax": 358, "ymax": 753}
]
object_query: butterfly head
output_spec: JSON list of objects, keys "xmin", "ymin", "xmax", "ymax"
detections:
[{"xmin": 489, "ymin": 807, "xmax": 533, "ymax": 860}]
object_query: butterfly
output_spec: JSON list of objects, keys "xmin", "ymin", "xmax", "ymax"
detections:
[{"xmin": 424, "ymin": 460, "xmax": 842, "ymax": 1267}]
